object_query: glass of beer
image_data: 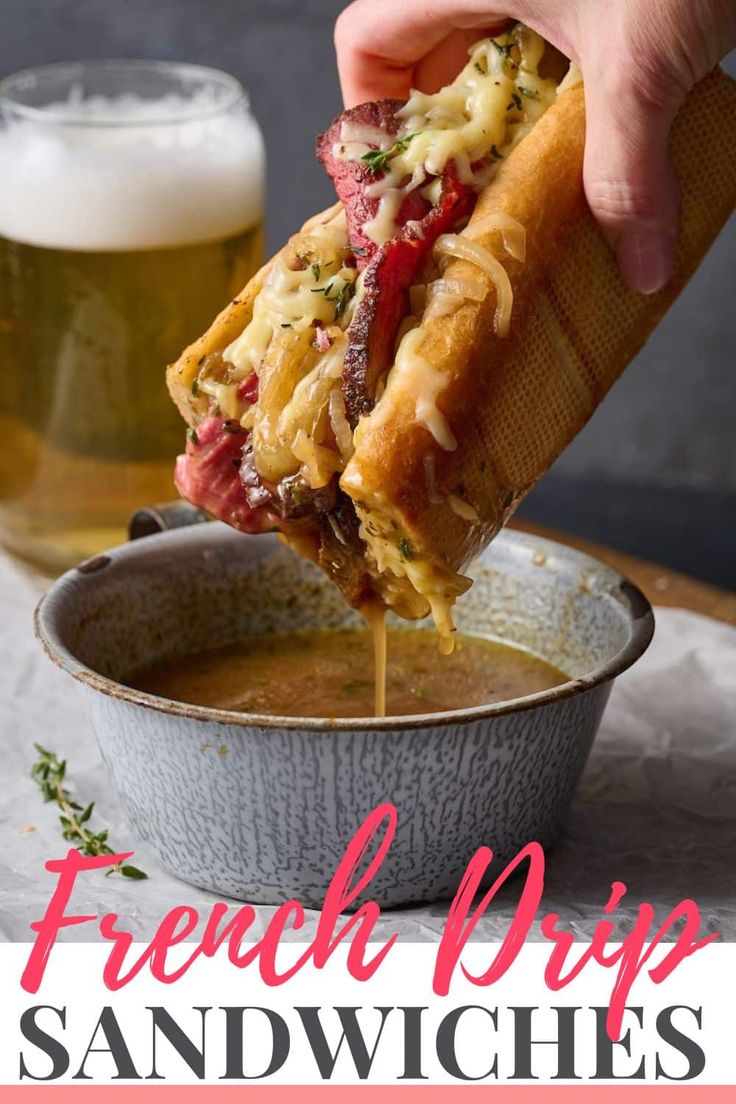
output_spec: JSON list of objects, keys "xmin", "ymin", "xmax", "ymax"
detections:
[{"xmin": 0, "ymin": 60, "xmax": 264, "ymax": 572}]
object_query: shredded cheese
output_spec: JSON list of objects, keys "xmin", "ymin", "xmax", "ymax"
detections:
[
  {"xmin": 197, "ymin": 210, "xmax": 357, "ymax": 485},
  {"xmin": 339, "ymin": 28, "xmax": 557, "ymax": 245},
  {"xmin": 355, "ymin": 512, "xmax": 471, "ymax": 655},
  {"xmin": 393, "ymin": 328, "xmax": 458, "ymax": 451},
  {"xmin": 447, "ymin": 492, "xmax": 480, "ymax": 522}
]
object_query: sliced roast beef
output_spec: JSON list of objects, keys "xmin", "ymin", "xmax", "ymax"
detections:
[
  {"xmin": 317, "ymin": 99, "xmax": 404, "ymax": 267},
  {"xmin": 343, "ymin": 176, "xmax": 474, "ymax": 424},
  {"xmin": 319, "ymin": 99, "xmax": 476, "ymax": 423},
  {"xmin": 317, "ymin": 490, "xmax": 375, "ymax": 609},
  {"xmin": 174, "ymin": 416, "xmax": 276, "ymax": 534}
]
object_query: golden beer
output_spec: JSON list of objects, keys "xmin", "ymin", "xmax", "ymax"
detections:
[{"xmin": 0, "ymin": 60, "xmax": 264, "ymax": 572}]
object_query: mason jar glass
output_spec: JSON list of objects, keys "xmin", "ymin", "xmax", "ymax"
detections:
[{"xmin": 0, "ymin": 59, "xmax": 265, "ymax": 572}]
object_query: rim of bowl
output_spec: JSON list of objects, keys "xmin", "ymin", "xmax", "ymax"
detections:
[{"xmin": 34, "ymin": 525, "xmax": 655, "ymax": 732}]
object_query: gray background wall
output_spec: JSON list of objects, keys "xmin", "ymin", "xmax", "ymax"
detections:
[{"xmin": 2, "ymin": 0, "xmax": 734, "ymax": 585}]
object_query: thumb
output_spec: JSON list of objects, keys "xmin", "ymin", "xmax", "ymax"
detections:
[{"xmin": 583, "ymin": 73, "xmax": 685, "ymax": 295}]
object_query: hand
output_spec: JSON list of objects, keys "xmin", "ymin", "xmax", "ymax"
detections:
[{"xmin": 335, "ymin": 0, "xmax": 736, "ymax": 293}]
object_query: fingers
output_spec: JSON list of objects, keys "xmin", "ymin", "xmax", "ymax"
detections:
[
  {"xmin": 413, "ymin": 28, "xmax": 508, "ymax": 95},
  {"xmin": 335, "ymin": 0, "xmax": 511, "ymax": 106},
  {"xmin": 333, "ymin": 0, "xmax": 726, "ymax": 298},
  {"xmin": 583, "ymin": 74, "xmax": 685, "ymax": 295}
]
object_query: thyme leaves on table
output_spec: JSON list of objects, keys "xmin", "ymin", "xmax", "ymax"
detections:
[{"xmin": 30, "ymin": 744, "xmax": 147, "ymax": 879}]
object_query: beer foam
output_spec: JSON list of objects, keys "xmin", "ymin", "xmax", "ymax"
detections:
[{"xmin": 0, "ymin": 91, "xmax": 264, "ymax": 250}]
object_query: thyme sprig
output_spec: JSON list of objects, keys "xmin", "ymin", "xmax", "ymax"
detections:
[
  {"xmin": 310, "ymin": 279, "xmax": 356, "ymax": 321},
  {"xmin": 31, "ymin": 744, "xmax": 147, "ymax": 880},
  {"xmin": 361, "ymin": 133, "xmax": 418, "ymax": 174},
  {"xmin": 398, "ymin": 538, "xmax": 414, "ymax": 561}
]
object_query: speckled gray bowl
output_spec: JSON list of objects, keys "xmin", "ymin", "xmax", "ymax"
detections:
[{"xmin": 35, "ymin": 522, "xmax": 653, "ymax": 908}]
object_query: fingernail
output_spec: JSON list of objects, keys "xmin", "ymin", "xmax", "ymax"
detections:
[{"xmin": 616, "ymin": 230, "xmax": 675, "ymax": 295}]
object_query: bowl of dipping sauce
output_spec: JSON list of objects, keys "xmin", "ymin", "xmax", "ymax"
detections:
[{"xmin": 35, "ymin": 522, "xmax": 653, "ymax": 907}]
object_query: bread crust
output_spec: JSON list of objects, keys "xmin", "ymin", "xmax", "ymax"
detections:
[{"xmin": 341, "ymin": 70, "xmax": 736, "ymax": 593}]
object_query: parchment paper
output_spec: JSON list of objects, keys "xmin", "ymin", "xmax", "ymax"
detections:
[{"xmin": 1, "ymin": 547, "xmax": 734, "ymax": 943}]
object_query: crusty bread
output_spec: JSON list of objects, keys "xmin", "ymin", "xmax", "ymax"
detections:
[
  {"xmin": 166, "ymin": 68, "xmax": 735, "ymax": 628},
  {"xmin": 342, "ymin": 69, "xmax": 736, "ymax": 595}
]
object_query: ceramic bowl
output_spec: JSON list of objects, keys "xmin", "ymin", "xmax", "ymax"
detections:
[{"xmin": 35, "ymin": 522, "xmax": 653, "ymax": 908}]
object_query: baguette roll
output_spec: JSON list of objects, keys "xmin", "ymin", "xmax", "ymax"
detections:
[
  {"xmin": 167, "ymin": 30, "xmax": 736, "ymax": 648},
  {"xmin": 342, "ymin": 68, "xmax": 736, "ymax": 642}
]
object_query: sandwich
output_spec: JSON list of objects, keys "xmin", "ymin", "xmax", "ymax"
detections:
[{"xmin": 168, "ymin": 26, "xmax": 736, "ymax": 651}]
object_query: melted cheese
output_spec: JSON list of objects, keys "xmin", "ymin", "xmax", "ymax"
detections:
[
  {"xmin": 363, "ymin": 188, "xmax": 404, "ymax": 247},
  {"xmin": 354, "ymin": 511, "xmax": 471, "ymax": 655},
  {"xmin": 224, "ymin": 215, "xmax": 354, "ymax": 380},
  {"xmin": 391, "ymin": 327, "xmax": 458, "ymax": 451},
  {"xmin": 198, "ymin": 210, "xmax": 357, "ymax": 486},
  {"xmin": 360, "ymin": 601, "xmax": 388, "ymax": 717},
  {"xmin": 343, "ymin": 28, "xmax": 557, "ymax": 245}
]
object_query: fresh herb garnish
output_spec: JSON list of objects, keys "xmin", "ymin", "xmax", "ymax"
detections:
[
  {"xmin": 190, "ymin": 379, "xmax": 199, "ymax": 396},
  {"xmin": 518, "ymin": 85, "xmax": 539, "ymax": 100},
  {"xmin": 280, "ymin": 322, "xmax": 293, "ymax": 328},
  {"xmin": 31, "ymin": 745, "xmax": 147, "ymax": 879},
  {"xmin": 490, "ymin": 144, "xmax": 503, "ymax": 160},
  {"xmin": 508, "ymin": 92, "xmax": 523, "ymax": 112},
  {"xmin": 361, "ymin": 133, "xmax": 418, "ymax": 174},
  {"xmin": 222, "ymin": 421, "xmax": 241, "ymax": 434},
  {"xmin": 311, "ymin": 280, "xmax": 356, "ymax": 320},
  {"xmin": 398, "ymin": 538, "xmax": 413, "ymax": 561},
  {"xmin": 311, "ymin": 262, "xmax": 321, "ymax": 282},
  {"xmin": 330, "ymin": 282, "xmax": 355, "ymax": 320},
  {"xmin": 188, "ymin": 427, "xmax": 198, "ymax": 445},
  {"xmin": 474, "ymin": 61, "xmax": 486, "ymax": 75}
]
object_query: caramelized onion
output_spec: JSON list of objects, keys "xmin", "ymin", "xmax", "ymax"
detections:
[
  {"xmin": 447, "ymin": 492, "xmax": 480, "ymax": 522},
  {"xmin": 435, "ymin": 233, "xmax": 514, "ymax": 337},
  {"xmin": 277, "ymin": 332, "xmax": 347, "ymax": 465},
  {"xmin": 463, "ymin": 212, "xmax": 526, "ymax": 262},
  {"xmin": 329, "ymin": 387, "xmax": 355, "ymax": 463},
  {"xmin": 292, "ymin": 429, "xmax": 343, "ymax": 488},
  {"xmin": 429, "ymin": 276, "xmax": 488, "ymax": 302}
]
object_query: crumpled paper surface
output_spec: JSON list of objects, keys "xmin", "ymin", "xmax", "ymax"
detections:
[{"xmin": 1, "ymin": 547, "xmax": 734, "ymax": 944}]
